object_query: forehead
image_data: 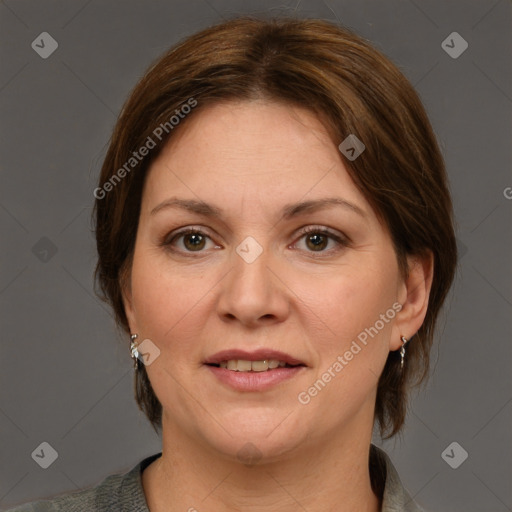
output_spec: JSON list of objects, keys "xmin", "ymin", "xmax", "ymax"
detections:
[{"xmin": 141, "ymin": 100, "xmax": 370, "ymax": 220}]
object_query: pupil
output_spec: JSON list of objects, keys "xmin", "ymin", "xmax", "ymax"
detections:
[
  {"xmin": 308, "ymin": 234, "xmax": 326, "ymax": 251},
  {"xmin": 185, "ymin": 233, "xmax": 204, "ymax": 250}
]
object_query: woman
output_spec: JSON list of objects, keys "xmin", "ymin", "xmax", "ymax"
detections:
[{"xmin": 9, "ymin": 16, "xmax": 457, "ymax": 512}]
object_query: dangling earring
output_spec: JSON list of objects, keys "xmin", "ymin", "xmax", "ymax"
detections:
[
  {"xmin": 130, "ymin": 333, "xmax": 140, "ymax": 369},
  {"xmin": 400, "ymin": 335, "xmax": 408, "ymax": 370}
]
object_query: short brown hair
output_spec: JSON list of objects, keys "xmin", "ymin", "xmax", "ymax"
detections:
[{"xmin": 94, "ymin": 16, "xmax": 457, "ymax": 438}]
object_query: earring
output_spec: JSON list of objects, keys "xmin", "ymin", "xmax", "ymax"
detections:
[
  {"xmin": 130, "ymin": 333, "xmax": 140, "ymax": 369},
  {"xmin": 400, "ymin": 335, "xmax": 408, "ymax": 370}
]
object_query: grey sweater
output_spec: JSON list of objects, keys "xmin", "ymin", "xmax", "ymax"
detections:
[{"xmin": 5, "ymin": 445, "xmax": 425, "ymax": 511}]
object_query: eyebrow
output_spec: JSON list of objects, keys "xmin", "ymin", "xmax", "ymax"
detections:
[{"xmin": 150, "ymin": 197, "xmax": 367, "ymax": 220}]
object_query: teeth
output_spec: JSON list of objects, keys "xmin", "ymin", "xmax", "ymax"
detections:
[
  {"xmin": 217, "ymin": 359, "xmax": 290, "ymax": 372},
  {"xmin": 251, "ymin": 360, "xmax": 269, "ymax": 372},
  {"xmin": 237, "ymin": 360, "xmax": 252, "ymax": 372}
]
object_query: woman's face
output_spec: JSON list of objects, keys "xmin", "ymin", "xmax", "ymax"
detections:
[{"xmin": 123, "ymin": 100, "xmax": 418, "ymax": 462}]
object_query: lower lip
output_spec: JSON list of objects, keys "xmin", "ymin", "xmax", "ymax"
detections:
[{"xmin": 205, "ymin": 365, "xmax": 305, "ymax": 392}]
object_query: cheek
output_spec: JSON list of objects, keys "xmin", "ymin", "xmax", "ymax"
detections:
[
  {"xmin": 293, "ymin": 265, "xmax": 398, "ymax": 424},
  {"xmin": 303, "ymin": 260, "xmax": 398, "ymax": 352},
  {"xmin": 129, "ymin": 250, "xmax": 205, "ymax": 352}
]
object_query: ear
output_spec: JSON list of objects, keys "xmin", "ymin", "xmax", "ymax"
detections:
[
  {"xmin": 390, "ymin": 251, "xmax": 434, "ymax": 351},
  {"xmin": 120, "ymin": 264, "xmax": 139, "ymax": 335}
]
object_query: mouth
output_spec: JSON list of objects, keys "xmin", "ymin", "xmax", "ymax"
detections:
[
  {"xmin": 203, "ymin": 349, "xmax": 307, "ymax": 391},
  {"xmin": 204, "ymin": 348, "xmax": 306, "ymax": 371},
  {"xmin": 206, "ymin": 359, "xmax": 304, "ymax": 372}
]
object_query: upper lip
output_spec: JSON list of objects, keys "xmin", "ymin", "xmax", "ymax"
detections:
[{"xmin": 204, "ymin": 349, "xmax": 306, "ymax": 366}]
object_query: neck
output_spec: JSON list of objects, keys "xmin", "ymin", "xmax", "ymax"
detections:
[{"xmin": 143, "ymin": 417, "xmax": 381, "ymax": 512}]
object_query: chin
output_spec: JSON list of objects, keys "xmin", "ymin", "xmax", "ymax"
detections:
[
  {"xmin": 197, "ymin": 418, "xmax": 306, "ymax": 466},
  {"xmin": 216, "ymin": 436, "xmax": 302, "ymax": 466}
]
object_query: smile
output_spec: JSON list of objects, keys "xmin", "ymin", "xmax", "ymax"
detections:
[{"xmin": 210, "ymin": 359, "xmax": 302, "ymax": 372}]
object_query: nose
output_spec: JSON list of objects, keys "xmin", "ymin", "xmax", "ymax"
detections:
[{"xmin": 216, "ymin": 238, "xmax": 290, "ymax": 328}]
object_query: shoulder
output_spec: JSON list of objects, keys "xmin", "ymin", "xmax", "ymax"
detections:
[
  {"xmin": 4, "ymin": 453, "xmax": 162, "ymax": 512},
  {"xmin": 370, "ymin": 444, "xmax": 428, "ymax": 512}
]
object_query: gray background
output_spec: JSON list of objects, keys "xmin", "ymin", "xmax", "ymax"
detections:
[{"xmin": 1, "ymin": 1, "xmax": 511, "ymax": 511}]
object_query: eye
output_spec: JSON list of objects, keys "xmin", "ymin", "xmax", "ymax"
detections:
[
  {"xmin": 293, "ymin": 226, "xmax": 348, "ymax": 254},
  {"xmin": 164, "ymin": 227, "xmax": 218, "ymax": 253},
  {"xmin": 162, "ymin": 225, "xmax": 349, "ymax": 256}
]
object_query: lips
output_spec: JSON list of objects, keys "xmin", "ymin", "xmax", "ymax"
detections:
[{"xmin": 204, "ymin": 349, "xmax": 306, "ymax": 367}]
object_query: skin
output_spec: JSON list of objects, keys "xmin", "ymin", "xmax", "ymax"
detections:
[{"xmin": 122, "ymin": 100, "xmax": 433, "ymax": 512}]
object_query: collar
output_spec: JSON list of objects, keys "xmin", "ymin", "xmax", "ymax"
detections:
[{"xmin": 130, "ymin": 445, "xmax": 424, "ymax": 511}]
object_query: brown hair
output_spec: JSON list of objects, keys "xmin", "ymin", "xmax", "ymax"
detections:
[{"xmin": 93, "ymin": 16, "xmax": 457, "ymax": 438}]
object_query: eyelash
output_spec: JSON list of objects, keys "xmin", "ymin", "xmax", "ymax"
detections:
[{"xmin": 161, "ymin": 225, "xmax": 349, "ymax": 257}]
